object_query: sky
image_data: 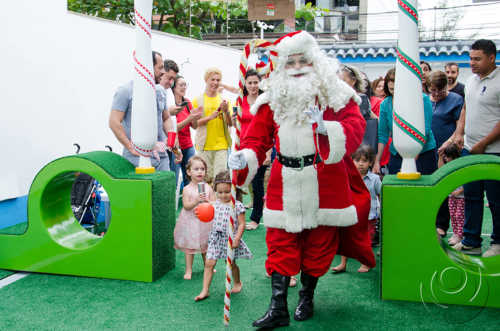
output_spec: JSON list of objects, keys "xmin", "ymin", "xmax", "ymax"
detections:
[{"xmin": 365, "ymin": 0, "xmax": 500, "ymax": 42}]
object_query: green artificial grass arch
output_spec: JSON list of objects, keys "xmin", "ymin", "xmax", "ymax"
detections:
[{"xmin": 0, "ymin": 151, "xmax": 176, "ymax": 282}]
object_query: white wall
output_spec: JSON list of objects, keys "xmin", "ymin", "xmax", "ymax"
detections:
[{"xmin": 0, "ymin": 0, "xmax": 240, "ymax": 200}]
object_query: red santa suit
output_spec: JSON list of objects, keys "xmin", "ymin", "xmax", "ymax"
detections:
[{"xmin": 236, "ymin": 97, "xmax": 375, "ymax": 277}]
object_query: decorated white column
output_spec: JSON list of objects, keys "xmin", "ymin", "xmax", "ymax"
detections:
[
  {"xmin": 131, "ymin": 0, "xmax": 157, "ymax": 174},
  {"xmin": 393, "ymin": 0, "xmax": 425, "ymax": 179}
]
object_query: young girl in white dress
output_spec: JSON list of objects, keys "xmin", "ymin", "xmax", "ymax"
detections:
[
  {"xmin": 194, "ymin": 170, "xmax": 252, "ymax": 301},
  {"xmin": 174, "ymin": 156, "xmax": 215, "ymax": 280}
]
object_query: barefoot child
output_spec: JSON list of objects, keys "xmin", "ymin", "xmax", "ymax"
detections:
[
  {"xmin": 332, "ymin": 145, "xmax": 381, "ymax": 273},
  {"xmin": 194, "ymin": 170, "xmax": 252, "ymax": 301},
  {"xmin": 174, "ymin": 156, "xmax": 215, "ymax": 280}
]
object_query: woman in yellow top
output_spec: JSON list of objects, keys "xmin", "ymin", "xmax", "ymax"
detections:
[{"xmin": 193, "ymin": 68, "xmax": 232, "ymax": 184}]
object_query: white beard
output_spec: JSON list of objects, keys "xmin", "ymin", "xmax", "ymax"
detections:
[{"xmin": 267, "ymin": 68, "xmax": 321, "ymax": 126}]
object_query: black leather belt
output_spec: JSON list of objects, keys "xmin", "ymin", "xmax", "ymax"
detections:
[{"xmin": 277, "ymin": 153, "xmax": 321, "ymax": 170}]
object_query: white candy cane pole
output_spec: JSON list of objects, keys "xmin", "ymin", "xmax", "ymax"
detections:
[
  {"xmin": 223, "ymin": 192, "xmax": 235, "ymax": 326},
  {"xmin": 393, "ymin": 0, "xmax": 425, "ymax": 180},
  {"xmin": 131, "ymin": 0, "xmax": 157, "ymax": 174}
]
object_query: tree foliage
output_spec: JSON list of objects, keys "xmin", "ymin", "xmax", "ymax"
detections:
[
  {"xmin": 67, "ymin": 0, "xmax": 324, "ymax": 39},
  {"xmin": 418, "ymin": 0, "xmax": 470, "ymax": 41}
]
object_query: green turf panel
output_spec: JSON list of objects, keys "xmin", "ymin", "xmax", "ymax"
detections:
[
  {"xmin": 1, "ymin": 223, "xmax": 499, "ymax": 330},
  {"xmin": 0, "ymin": 269, "xmax": 13, "ymax": 279},
  {"xmin": 0, "ymin": 151, "xmax": 175, "ymax": 282},
  {"xmin": 0, "ymin": 222, "xmax": 27, "ymax": 235},
  {"xmin": 382, "ymin": 154, "xmax": 500, "ymax": 309}
]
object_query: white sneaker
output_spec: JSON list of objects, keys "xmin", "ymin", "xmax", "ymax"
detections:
[
  {"xmin": 448, "ymin": 234, "xmax": 463, "ymax": 246},
  {"xmin": 245, "ymin": 221, "xmax": 259, "ymax": 230},
  {"xmin": 452, "ymin": 242, "xmax": 482, "ymax": 255},
  {"xmin": 483, "ymin": 244, "xmax": 500, "ymax": 258}
]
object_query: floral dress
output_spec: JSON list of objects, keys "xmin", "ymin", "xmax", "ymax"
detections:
[
  {"xmin": 206, "ymin": 200, "xmax": 252, "ymax": 260},
  {"xmin": 174, "ymin": 183, "xmax": 213, "ymax": 254}
]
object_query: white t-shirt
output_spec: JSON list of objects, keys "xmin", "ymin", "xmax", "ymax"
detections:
[
  {"xmin": 464, "ymin": 67, "xmax": 500, "ymax": 153},
  {"xmin": 166, "ymin": 87, "xmax": 177, "ymax": 130},
  {"xmin": 156, "ymin": 84, "xmax": 177, "ymax": 130}
]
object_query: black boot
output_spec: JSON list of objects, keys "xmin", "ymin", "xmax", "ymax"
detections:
[
  {"xmin": 252, "ymin": 272, "xmax": 290, "ymax": 328},
  {"xmin": 294, "ymin": 272, "xmax": 318, "ymax": 321}
]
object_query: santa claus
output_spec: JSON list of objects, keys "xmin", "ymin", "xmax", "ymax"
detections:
[{"xmin": 228, "ymin": 30, "xmax": 374, "ymax": 328}]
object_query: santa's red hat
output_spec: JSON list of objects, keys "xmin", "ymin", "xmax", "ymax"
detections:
[{"xmin": 273, "ymin": 30, "xmax": 319, "ymax": 59}]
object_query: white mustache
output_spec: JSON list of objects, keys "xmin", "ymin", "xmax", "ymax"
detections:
[{"xmin": 286, "ymin": 66, "xmax": 313, "ymax": 77}]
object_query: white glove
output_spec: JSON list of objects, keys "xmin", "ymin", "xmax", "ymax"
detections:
[
  {"xmin": 304, "ymin": 105, "xmax": 327, "ymax": 135},
  {"xmin": 228, "ymin": 151, "xmax": 247, "ymax": 170}
]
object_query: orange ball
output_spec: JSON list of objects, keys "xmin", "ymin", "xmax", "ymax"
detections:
[{"xmin": 196, "ymin": 202, "xmax": 214, "ymax": 223}]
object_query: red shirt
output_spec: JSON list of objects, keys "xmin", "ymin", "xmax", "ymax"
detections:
[
  {"xmin": 240, "ymin": 96, "xmax": 255, "ymax": 139},
  {"xmin": 370, "ymin": 96, "xmax": 383, "ymax": 117},
  {"xmin": 176, "ymin": 98, "xmax": 194, "ymax": 150},
  {"xmin": 369, "ymin": 96, "xmax": 390, "ymax": 166}
]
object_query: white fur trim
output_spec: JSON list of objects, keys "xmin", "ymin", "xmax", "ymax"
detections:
[
  {"xmin": 280, "ymin": 165, "xmax": 320, "ymax": 233},
  {"xmin": 323, "ymin": 80, "xmax": 360, "ymax": 112},
  {"xmin": 352, "ymin": 94, "xmax": 361, "ymax": 105},
  {"xmin": 276, "ymin": 31, "xmax": 318, "ymax": 59},
  {"xmin": 263, "ymin": 205, "xmax": 358, "ymax": 233},
  {"xmin": 250, "ymin": 93, "xmax": 270, "ymax": 115},
  {"xmin": 277, "ymin": 123, "xmax": 316, "ymax": 157},
  {"xmin": 241, "ymin": 148, "xmax": 258, "ymax": 187},
  {"xmin": 322, "ymin": 121, "xmax": 346, "ymax": 164}
]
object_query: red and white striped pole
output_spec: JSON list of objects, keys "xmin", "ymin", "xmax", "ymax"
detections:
[
  {"xmin": 223, "ymin": 195, "xmax": 235, "ymax": 326},
  {"xmin": 131, "ymin": 0, "xmax": 156, "ymax": 174},
  {"xmin": 394, "ymin": 0, "xmax": 425, "ymax": 179},
  {"xmin": 224, "ymin": 39, "xmax": 275, "ymax": 326}
]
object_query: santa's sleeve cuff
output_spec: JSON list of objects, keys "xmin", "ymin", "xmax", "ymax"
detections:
[
  {"xmin": 322, "ymin": 121, "xmax": 346, "ymax": 164},
  {"xmin": 241, "ymin": 148, "xmax": 259, "ymax": 187}
]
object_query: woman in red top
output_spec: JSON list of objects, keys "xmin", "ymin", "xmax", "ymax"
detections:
[
  {"xmin": 237, "ymin": 69, "xmax": 272, "ymax": 231},
  {"xmin": 172, "ymin": 76, "xmax": 203, "ymax": 187},
  {"xmin": 370, "ymin": 76, "xmax": 391, "ymax": 171}
]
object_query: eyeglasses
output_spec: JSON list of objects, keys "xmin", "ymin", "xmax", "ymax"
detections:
[{"xmin": 285, "ymin": 56, "xmax": 311, "ymax": 67}]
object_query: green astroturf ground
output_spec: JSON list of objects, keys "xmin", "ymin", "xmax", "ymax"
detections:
[{"xmin": 0, "ymin": 200, "xmax": 499, "ymax": 329}]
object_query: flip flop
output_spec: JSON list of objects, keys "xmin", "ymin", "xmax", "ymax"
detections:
[{"xmin": 331, "ymin": 267, "xmax": 346, "ymax": 274}]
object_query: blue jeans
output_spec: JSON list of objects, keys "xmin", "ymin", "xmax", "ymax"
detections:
[
  {"xmin": 167, "ymin": 151, "xmax": 180, "ymax": 186},
  {"xmin": 461, "ymin": 149, "xmax": 500, "ymax": 247},
  {"xmin": 387, "ymin": 149, "xmax": 437, "ymax": 175},
  {"xmin": 180, "ymin": 147, "xmax": 196, "ymax": 188}
]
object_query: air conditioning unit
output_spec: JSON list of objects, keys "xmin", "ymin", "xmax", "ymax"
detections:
[{"xmin": 315, "ymin": 14, "xmax": 343, "ymax": 33}]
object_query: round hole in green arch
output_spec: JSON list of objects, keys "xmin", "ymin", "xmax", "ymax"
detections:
[
  {"xmin": 40, "ymin": 171, "xmax": 102, "ymax": 250},
  {"xmin": 432, "ymin": 162, "xmax": 500, "ymax": 277},
  {"xmin": 70, "ymin": 172, "xmax": 111, "ymax": 237}
]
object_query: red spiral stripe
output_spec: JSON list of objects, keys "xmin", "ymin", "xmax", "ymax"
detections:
[
  {"xmin": 132, "ymin": 142, "xmax": 153, "ymax": 156},
  {"xmin": 135, "ymin": 9, "xmax": 152, "ymax": 29},
  {"xmin": 134, "ymin": 66, "xmax": 155, "ymax": 90},
  {"xmin": 398, "ymin": 0, "xmax": 418, "ymax": 23},
  {"xmin": 133, "ymin": 51, "xmax": 154, "ymax": 83},
  {"xmin": 396, "ymin": 48, "xmax": 423, "ymax": 81},
  {"xmin": 393, "ymin": 113, "xmax": 426, "ymax": 145}
]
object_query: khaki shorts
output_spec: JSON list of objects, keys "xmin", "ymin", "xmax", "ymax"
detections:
[{"xmin": 198, "ymin": 149, "xmax": 228, "ymax": 183}]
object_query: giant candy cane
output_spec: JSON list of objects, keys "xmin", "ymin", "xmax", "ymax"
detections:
[
  {"xmin": 223, "ymin": 196, "xmax": 235, "ymax": 326},
  {"xmin": 393, "ymin": 0, "xmax": 425, "ymax": 179},
  {"xmin": 233, "ymin": 39, "xmax": 274, "ymax": 151},
  {"xmin": 224, "ymin": 39, "xmax": 274, "ymax": 326},
  {"xmin": 131, "ymin": 0, "xmax": 157, "ymax": 174}
]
